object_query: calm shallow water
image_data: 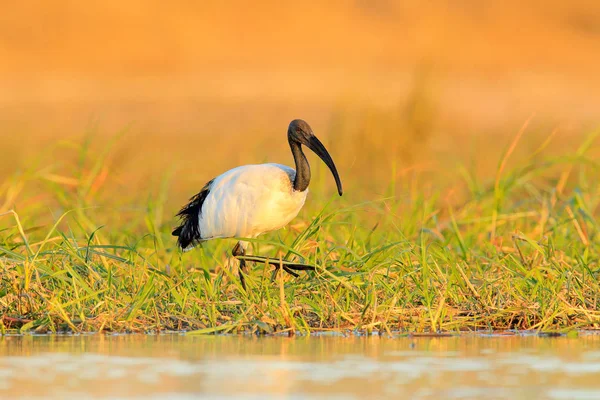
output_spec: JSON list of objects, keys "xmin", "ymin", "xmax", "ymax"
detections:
[{"xmin": 1, "ymin": 333, "xmax": 600, "ymax": 399}]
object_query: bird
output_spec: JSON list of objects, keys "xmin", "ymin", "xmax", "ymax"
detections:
[{"xmin": 172, "ymin": 119, "xmax": 343, "ymax": 289}]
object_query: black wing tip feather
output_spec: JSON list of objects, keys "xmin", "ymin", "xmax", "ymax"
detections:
[{"xmin": 172, "ymin": 179, "xmax": 214, "ymax": 250}]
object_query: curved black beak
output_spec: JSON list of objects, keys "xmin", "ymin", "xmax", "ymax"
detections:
[{"xmin": 306, "ymin": 135, "xmax": 343, "ymax": 196}]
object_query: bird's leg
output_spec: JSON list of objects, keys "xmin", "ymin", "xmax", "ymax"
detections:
[{"xmin": 232, "ymin": 241, "xmax": 247, "ymax": 290}]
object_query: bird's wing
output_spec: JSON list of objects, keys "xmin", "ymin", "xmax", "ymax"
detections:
[{"xmin": 198, "ymin": 164, "xmax": 304, "ymax": 240}]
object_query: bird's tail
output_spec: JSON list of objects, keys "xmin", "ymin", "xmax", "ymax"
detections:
[
  {"xmin": 172, "ymin": 179, "xmax": 214, "ymax": 251},
  {"xmin": 172, "ymin": 221, "xmax": 202, "ymax": 251}
]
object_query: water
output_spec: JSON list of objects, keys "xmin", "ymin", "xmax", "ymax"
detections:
[{"xmin": 1, "ymin": 333, "xmax": 600, "ymax": 399}]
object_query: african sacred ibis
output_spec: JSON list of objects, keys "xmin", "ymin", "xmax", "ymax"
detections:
[{"xmin": 172, "ymin": 119, "xmax": 343, "ymax": 289}]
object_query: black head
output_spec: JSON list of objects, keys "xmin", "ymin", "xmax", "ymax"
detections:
[
  {"xmin": 288, "ymin": 119, "xmax": 315, "ymax": 142},
  {"xmin": 288, "ymin": 119, "xmax": 343, "ymax": 196}
]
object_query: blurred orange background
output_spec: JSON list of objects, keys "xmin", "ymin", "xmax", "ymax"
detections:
[{"xmin": 1, "ymin": 0, "xmax": 600, "ymax": 195}]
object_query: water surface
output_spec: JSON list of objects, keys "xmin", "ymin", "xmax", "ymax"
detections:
[{"xmin": 2, "ymin": 333, "xmax": 600, "ymax": 399}]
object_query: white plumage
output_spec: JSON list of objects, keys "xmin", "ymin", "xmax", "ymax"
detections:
[{"xmin": 199, "ymin": 163, "xmax": 308, "ymax": 240}]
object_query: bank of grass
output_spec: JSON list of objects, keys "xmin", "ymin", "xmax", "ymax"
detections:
[{"xmin": 1, "ymin": 126, "xmax": 600, "ymax": 335}]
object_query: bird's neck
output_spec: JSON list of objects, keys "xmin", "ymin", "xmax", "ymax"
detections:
[{"xmin": 290, "ymin": 140, "xmax": 310, "ymax": 192}]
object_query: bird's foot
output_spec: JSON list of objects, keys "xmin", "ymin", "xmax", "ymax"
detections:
[{"xmin": 235, "ymin": 255, "xmax": 315, "ymax": 278}]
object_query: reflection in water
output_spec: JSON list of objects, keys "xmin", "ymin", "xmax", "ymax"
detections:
[{"xmin": 1, "ymin": 334, "xmax": 600, "ymax": 399}]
